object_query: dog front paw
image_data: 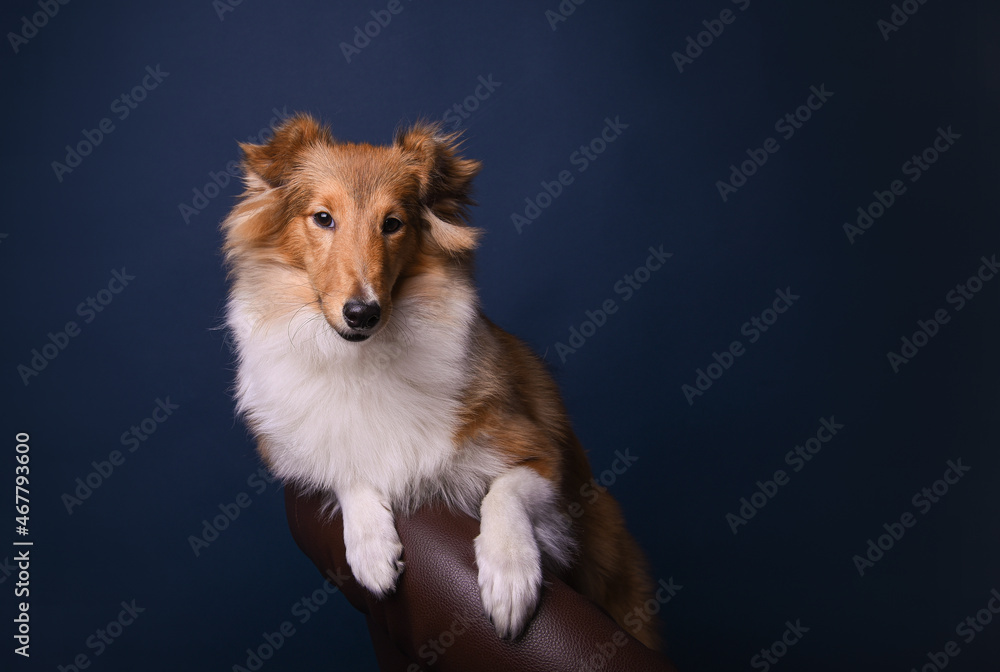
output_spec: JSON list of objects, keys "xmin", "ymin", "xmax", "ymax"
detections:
[
  {"xmin": 342, "ymin": 500, "xmax": 404, "ymax": 597},
  {"xmin": 474, "ymin": 522, "xmax": 542, "ymax": 639}
]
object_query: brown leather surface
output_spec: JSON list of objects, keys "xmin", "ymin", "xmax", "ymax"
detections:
[{"xmin": 285, "ymin": 484, "xmax": 680, "ymax": 671}]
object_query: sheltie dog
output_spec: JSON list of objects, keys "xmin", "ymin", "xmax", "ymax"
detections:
[{"xmin": 222, "ymin": 113, "xmax": 659, "ymax": 648}]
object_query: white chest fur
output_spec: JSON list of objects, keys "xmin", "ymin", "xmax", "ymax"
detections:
[
  {"xmin": 226, "ymin": 268, "xmax": 571, "ymax": 639},
  {"xmin": 226, "ymin": 277, "xmax": 502, "ymax": 514}
]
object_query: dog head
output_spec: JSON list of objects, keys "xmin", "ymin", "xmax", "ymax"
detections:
[{"xmin": 223, "ymin": 113, "xmax": 482, "ymax": 342}]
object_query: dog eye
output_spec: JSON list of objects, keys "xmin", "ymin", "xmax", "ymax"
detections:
[
  {"xmin": 312, "ymin": 212, "xmax": 334, "ymax": 228},
  {"xmin": 382, "ymin": 217, "xmax": 403, "ymax": 234}
]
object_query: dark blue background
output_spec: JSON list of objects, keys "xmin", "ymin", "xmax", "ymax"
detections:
[{"xmin": 3, "ymin": 0, "xmax": 998, "ymax": 670}]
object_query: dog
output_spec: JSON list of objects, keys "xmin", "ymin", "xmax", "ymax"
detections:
[{"xmin": 222, "ymin": 113, "xmax": 660, "ymax": 648}]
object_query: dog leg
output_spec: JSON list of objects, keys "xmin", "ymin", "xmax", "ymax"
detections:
[
  {"xmin": 475, "ymin": 465, "xmax": 563, "ymax": 638},
  {"xmin": 340, "ymin": 486, "xmax": 404, "ymax": 597}
]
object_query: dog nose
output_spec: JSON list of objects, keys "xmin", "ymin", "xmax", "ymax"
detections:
[{"xmin": 342, "ymin": 300, "xmax": 381, "ymax": 330}]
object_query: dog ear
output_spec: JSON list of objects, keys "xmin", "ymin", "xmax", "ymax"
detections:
[
  {"xmin": 396, "ymin": 122, "xmax": 483, "ymax": 254},
  {"xmin": 240, "ymin": 113, "xmax": 329, "ymax": 189}
]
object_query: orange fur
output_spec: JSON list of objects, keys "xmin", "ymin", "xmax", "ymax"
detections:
[{"xmin": 223, "ymin": 114, "xmax": 660, "ymax": 649}]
